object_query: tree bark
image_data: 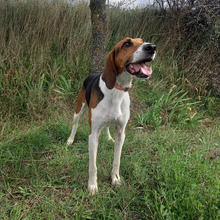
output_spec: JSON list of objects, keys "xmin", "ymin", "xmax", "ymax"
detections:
[{"xmin": 89, "ymin": 0, "xmax": 106, "ymax": 74}]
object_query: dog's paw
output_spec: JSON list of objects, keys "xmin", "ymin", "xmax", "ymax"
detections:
[
  {"xmin": 111, "ymin": 174, "xmax": 121, "ymax": 186},
  {"xmin": 107, "ymin": 136, "xmax": 115, "ymax": 143},
  {"xmin": 106, "ymin": 128, "xmax": 115, "ymax": 143},
  {"xmin": 88, "ymin": 184, "xmax": 98, "ymax": 195},
  {"xmin": 67, "ymin": 138, "xmax": 74, "ymax": 146}
]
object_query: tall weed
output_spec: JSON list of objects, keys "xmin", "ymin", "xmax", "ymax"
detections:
[
  {"xmin": 0, "ymin": 0, "xmax": 219, "ymax": 119},
  {"xmin": 135, "ymin": 86, "xmax": 203, "ymax": 128}
]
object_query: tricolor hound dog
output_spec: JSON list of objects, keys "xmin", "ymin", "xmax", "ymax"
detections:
[{"xmin": 67, "ymin": 37, "xmax": 156, "ymax": 194}]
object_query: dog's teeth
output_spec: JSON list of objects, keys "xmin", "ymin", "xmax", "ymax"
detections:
[{"xmin": 131, "ymin": 64, "xmax": 134, "ymax": 68}]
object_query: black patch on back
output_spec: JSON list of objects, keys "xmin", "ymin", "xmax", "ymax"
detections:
[{"xmin": 83, "ymin": 73, "xmax": 104, "ymax": 107}]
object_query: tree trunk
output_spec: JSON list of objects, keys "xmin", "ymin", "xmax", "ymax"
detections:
[{"xmin": 89, "ymin": 0, "xmax": 106, "ymax": 74}]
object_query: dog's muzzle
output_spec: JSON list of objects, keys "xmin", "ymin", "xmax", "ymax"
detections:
[{"xmin": 125, "ymin": 43, "xmax": 156, "ymax": 79}]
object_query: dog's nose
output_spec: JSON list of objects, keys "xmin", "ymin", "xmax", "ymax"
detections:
[{"xmin": 143, "ymin": 44, "xmax": 156, "ymax": 54}]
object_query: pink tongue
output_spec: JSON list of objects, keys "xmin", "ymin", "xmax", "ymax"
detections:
[
  {"xmin": 132, "ymin": 63, "xmax": 152, "ymax": 76},
  {"xmin": 140, "ymin": 63, "xmax": 152, "ymax": 76}
]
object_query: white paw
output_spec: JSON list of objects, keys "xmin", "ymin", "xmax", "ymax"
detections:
[
  {"xmin": 108, "ymin": 136, "xmax": 115, "ymax": 143},
  {"xmin": 112, "ymin": 174, "xmax": 121, "ymax": 186},
  {"xmin": 67, "ymin": 138, "xmax": 74, "ymax": 146},
  {"xmin": 88, "ymin": 184, "xmax": 98, "ymax": 195}
]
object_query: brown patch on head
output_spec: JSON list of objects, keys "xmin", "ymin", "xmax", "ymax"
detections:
[
  {"xmin": 116, "ymin": 48, "xmax": 120, "ymax": 56},
  {"xmin": 102, "ymin": 37, "xmax": 144, "ymax": 89},
  {"xmin": 75, "ymin": 88, "xmax": 86, "ymax": 114},
  {"xmin": 114, "ymin": 37, "xmax": 144, "ymax": 72}
]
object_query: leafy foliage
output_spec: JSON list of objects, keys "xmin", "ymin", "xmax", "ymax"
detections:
[{"xmin": 135, "ymin": 86, "xmax": 203, "ymax": 128}]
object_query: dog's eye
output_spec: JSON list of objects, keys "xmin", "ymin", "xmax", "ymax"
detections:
[{"xmin": 122, "ymin": 41, "xmax": 132, "ymax": 48}]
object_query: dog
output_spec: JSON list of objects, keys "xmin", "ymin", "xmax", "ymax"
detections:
[{"xmin": 67, "ymin": 37, "xmax": 156, "ymax": 194}]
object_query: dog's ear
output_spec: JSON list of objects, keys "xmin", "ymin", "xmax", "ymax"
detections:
[{"xmin": 102, "ymin": 50, "xmax": 117, "ymax": 89}]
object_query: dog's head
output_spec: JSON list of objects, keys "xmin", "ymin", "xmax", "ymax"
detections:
[{"xmin": 102, "ymin": 37, "xmax": 156, "ymax": 89}]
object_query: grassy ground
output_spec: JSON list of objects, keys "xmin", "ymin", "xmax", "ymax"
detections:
[{"xmin": 1, "ymin": 78, "xmax": 220, "ymax": 219}]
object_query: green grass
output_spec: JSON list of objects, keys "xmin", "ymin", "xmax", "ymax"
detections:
[{"xmin": 1, "ymin": 84, "xmax": 220, "ymax": 219}]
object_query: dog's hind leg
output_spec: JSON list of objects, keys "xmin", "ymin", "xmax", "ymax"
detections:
[
  {"xmin": 67, "ymin": 88, "xmax": 87, "ymax": 146},
  {"xmin": 106, "ymin": 127, "xmax": 114, "ymax": 142}
]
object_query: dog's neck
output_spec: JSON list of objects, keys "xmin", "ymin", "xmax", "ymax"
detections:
[
  {"xmin": 100, "ymin": 71, "xmax": 133, "ymax": 94},
  {"xmin": 116, "ymin": 72, "xmax": 133, "ymax": 88}
]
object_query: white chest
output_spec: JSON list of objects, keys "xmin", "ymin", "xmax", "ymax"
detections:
[
  {"xmin": 91, "ymin": 73, "xmax": 131, "ymax": 128},
  {"xmin": 91, "ymin": 91, "xmax": 129, "ymax": 128}
]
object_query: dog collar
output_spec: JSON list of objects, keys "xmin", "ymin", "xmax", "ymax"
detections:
[{"xmin": 114, "ymin": 83, "xmax": 132, "ymax": 92}]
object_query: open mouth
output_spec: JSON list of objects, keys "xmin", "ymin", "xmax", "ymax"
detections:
[{"xmin": 125, "ymin": 58, "xmax": 153, "ymax": 79}]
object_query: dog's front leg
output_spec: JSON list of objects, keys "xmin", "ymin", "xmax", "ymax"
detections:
[
  {"xmin": 88, "ymin": 132, "xmax": 99, "ymax": 194},
  {"xmin": 111, "ymin": 125, "xmax": 126, "ymax": 186}
]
